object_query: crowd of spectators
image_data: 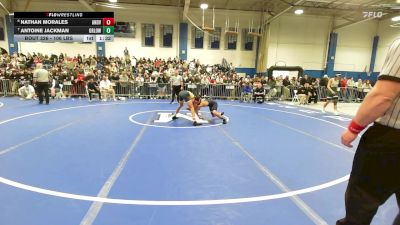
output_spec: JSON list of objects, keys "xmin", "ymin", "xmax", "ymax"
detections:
[{"xmin": 0, "ymin": 52, "xmax": 374, "ymax": 102}]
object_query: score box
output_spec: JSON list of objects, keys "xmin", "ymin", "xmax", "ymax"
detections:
[
  {"xmin": 103, "ymin": 26, "xmax": 114, "ymax": 34},
  {"xmin": 102, "ymin": 18, "xmax": 114, "ymax": 26}
]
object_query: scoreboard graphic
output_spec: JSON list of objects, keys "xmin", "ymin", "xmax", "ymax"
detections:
[{"xmin": 14, "ymin": 12, "xmax": 114, "ymax": 42}]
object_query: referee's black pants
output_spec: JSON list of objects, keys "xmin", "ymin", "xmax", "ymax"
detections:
[
  {"xmin": 36, "ymin": 82, "xmax": 50, "ymax": 104},
  {"xmin": 170, "ymin": 85, "xmax": 181, "ymax": 103},
  {"xmin": 337, "ymin": 123, "xmax": 400, "ymax": 225}
]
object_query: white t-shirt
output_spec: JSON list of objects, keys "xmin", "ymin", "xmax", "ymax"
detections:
[{"xmin": 99, "ymin": 79, "xmax": 112, "ymax": 89}]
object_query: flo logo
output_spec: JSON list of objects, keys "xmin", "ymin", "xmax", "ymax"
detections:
[{"xmin": 363, "ymin": 11, "xmax": 384, "ymax": 18}]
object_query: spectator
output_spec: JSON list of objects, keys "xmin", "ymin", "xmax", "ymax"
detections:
[
  {"xmin": 297, "ymin": 83, "xmax": 309, "ymax": 104},
  {"xmin": 320, "ymin": 74, "xmax": 329, "ymax": 87},
  {"xmin": 18, "ymin": 81, "xmax": 35, "ymax": 100},
  {"xmin": 300, "ymin": 74, "xmax": 311, "ymax": 86},
  {"xmin": 87, "ymin": 77, "xmax": 101, "ymax": 101},
  {"xmin": 99, "ymin": 75, "xmax": 116, "ymax": 101},
  {"xmin": 253, "ymin": 82, "xmax": 265, "ymax": 103}
]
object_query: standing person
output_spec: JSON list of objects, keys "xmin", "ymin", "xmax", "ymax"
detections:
[
  {"xmin": 33, "ymin": 63, "xmax": 50, "ymax": 104},
  {"xmin": 170, "ymin": 70, "xmax": 183, "ymax": 104},
  {"xmin": 337, "ymin": 38, "xmax": 400, "ymax": 225},
  {"xmin": 171, "ymin": 90, "xmax": 200, "ymax": 125},
  {"xmin": 123, "ymin": 47, "xmax": 129, "ymax": 61},
  {"xmin": 157, "ymin": 72, "xmax": 168, "ymax": 99},
  {"xmin": 322, "ymin": 74, "xmax": 341, "ymax": 115}
]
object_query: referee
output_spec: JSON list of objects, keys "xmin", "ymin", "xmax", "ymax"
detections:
[
  {"xmin": 33, "ymin": 63, "xmax": 51, "ymax": 104},
  {"xmin": 170, "ymin": 70, "xmax": 183, "ymax": 104},
  {"xmin": 337, "ymin": 39, "xmax": 400, "ymax": 225}
]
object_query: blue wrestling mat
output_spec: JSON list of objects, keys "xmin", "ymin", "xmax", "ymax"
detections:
[{"xmin": 0, "ymin": 98, "xmax": 397, "ymax": 225}]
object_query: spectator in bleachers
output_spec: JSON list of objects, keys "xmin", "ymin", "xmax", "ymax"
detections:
[
  {"xmin": 10, "ymin": 70, "xmax": 19, "ymax": 94},
  {"xmin": 346, "ymin": 77, "xmax": 355, "ymax": 87},
  {"xmin": 266, "ymin": 76, "xmax": 277, "ymax": 100},
  {"xmin": 353, "ymin": 78, "xmax": 366, "ymax": 101},
  {"xmin": 290, "ymin": 76, "xmax": 299, "ymax": 87},
  {"xmin": 320, "ymin": 74, "xmax": 329, "ymax": 87},
  {"xmin": 123, "ymin": 47, "xmax": 129, "ymax": 61},
  {"xmin": 135, "ymin": 73, "xmax": 144, "ymax": 97},
  {"xmin": 340, "ymin": 76, "xmax": 348, "ymax": 88},
  {"xmin": 363, "ymin": 79, "xmax": 372, "ymax": 90},
  {"xmin": 2, "ymin": 51, "xmax": 378, "ymax": 105},
  {"xmin": 283, "ymin": 76, "xmax": 290, "ymax": 87},
  {"xmin": 149, "ymin": 72, "xmax": 158, "ymax": 99},
  {"xmin": 157, "ymin": 72, "xmax": 168, "ymax": 99},
  {"xmin": 300, "ymin": 74, "xmax": 311, "ymax": 86},
  {"xmin": 280, "ymin": 76, "xmax": 291, "ymax": 101},
  {"xmin": 313, "ymin": 78, "xmax": 320, "ymax": 88}
]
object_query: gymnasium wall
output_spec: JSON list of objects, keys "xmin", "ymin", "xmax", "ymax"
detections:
[
  {"xmin": 104, "ymin": 4, "xmax": 179, "ymax": 59},
  {"xmin": 335, "ymin": 20, "xmax": 377, "ymax": 72},
  {"xmin": 6, "ymin": 0, "xmax": 400, "ymax": 79},
  {"xmin": 0, "ymin": 12, "xmax": 9, "ymax": 51},
  {"xmin": 375, "ymin": 18, "xmax": 400, "ymax": 72},
  {"xmin": 184, "ymin": 8, "xmax": 259, "ymax": 68},
  {"xmin": 267, "ymin": 15, "xmax": 331, "ymax": 70}
]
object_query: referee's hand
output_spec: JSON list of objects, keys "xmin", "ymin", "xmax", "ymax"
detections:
[{"xmin": 341, "ymin": 130, "xmax": 357, "ymax": 148}]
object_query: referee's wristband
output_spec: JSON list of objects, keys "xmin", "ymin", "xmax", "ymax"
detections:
[{"xmin": 348, "ymin": 120, "xmax": 366, "ymax": 134}]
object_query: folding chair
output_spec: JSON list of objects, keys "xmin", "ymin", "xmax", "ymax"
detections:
[{"xmin": 292, "ymin": 90, "xmax": 300, "ymax": 104}]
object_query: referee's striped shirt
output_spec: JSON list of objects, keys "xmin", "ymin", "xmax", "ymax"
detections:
[{"xmin": 376, "ymin": 38, "xmax": 400, "ymax": 129}]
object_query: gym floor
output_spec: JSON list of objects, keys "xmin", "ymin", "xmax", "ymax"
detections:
[{"xmin": 0, "ymin": 97, "xmax": 397, "ymax": 225}]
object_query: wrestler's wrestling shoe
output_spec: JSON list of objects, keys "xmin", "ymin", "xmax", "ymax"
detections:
[
  {"xmin": 193, "ymin": 121, "xmax": 202, "ymax": 126},
  {"xmin": 222, "ymin": 116, "xmax": 229, "ymax": 124}
]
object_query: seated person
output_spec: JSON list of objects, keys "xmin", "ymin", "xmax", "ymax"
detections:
[
  {"xmin": 51, "ymin": 74, "xmax": 65, "ymax": 99},
  {"xmin": 87, "ymin": 77, "xmax": 102, "ymax": 101},
  {"xmin": 307, "ymin": 83, "xmax": 318, "ymax": 104},
  {"xmin": 297, "ymin": 84, "xmax": 309, "ymax": 104},
  {"xmin": 241, "ymin": 82, "xmax": 252, "ymax": 102},
  {"xmin": 99, "ymin": 75, "xmax": 116, "ymax": 101},
  {"xmin": 18, "ymin": 81, "xmax": 35, "ymax": 100},
  {"xmin": 298, "ymin": 82, "xmax": 318, "ymax": 104},
  {"xmin": 253, "ymin": 82, "xmax": 265, "ymax": 103}
]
